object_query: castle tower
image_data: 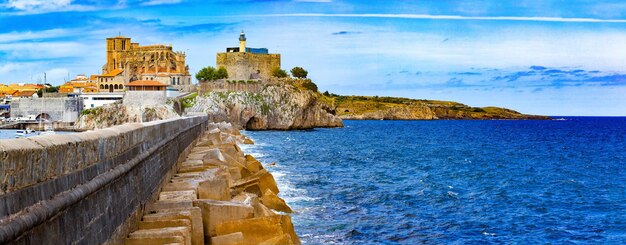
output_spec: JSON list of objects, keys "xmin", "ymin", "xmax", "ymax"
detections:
[
  {"xmin": 105, "ymin": 36, "xmax": 131, "ymax": 73},
  {"xmin": 239, "ymin": 31, "xmax": 246, "ymax": 53}
]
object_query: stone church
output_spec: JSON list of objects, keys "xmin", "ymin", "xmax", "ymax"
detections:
[{"xmin": 102, "ymin": 36, "xmax": 192, "ymax": 86}]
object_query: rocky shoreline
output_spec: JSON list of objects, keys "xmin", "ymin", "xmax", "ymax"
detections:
[
  {"xmin": 124, "ymin": 122, "xmax": 300, "ymax": 245},
  {"xmin": 190, "ymin": 83, "xmax": 343, "ymax": 130}
]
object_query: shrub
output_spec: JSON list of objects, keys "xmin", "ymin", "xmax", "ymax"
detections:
[
  {"xmin": 290, "ymin": 67, "xmax": 308, "ymax": 79},
  {"xmin": 271, "ymin": 67, "xmax": 288, "ymax": 78},
  {"xmin": 300, "ymin": 79, "xmax": 318, "ymax": 92}
]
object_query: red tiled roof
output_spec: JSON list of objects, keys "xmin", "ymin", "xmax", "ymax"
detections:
[{"xmin": 15, "ymin": 90, "xmax": 37, "ymax": 97}]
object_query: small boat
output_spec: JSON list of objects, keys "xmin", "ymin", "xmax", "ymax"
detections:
[
  {"xmin": 40, "ymin": 125, "xmax": 56, "ymax": 136},
  {"xmin": 15, "ymin": 128, "xmax": 36, "ymax": 138}
]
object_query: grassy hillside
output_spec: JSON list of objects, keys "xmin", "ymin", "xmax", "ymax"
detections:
[{"xmin": 323, "ymin": 94, "xmax": 549, "ymax": 120}]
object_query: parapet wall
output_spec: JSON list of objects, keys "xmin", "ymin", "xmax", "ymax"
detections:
[{"xmin": 0, "ymin": 116, "xmax": 208, "ymax": 244}]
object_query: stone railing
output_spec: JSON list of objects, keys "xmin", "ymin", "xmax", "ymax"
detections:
[{"xmin": 0, "ymin": 116, "xmax": 208, "ymax": 244}]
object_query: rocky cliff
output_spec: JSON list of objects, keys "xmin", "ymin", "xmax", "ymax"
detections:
[
  {"xmin": 334, "ymin": 95, "xmax": 549, "ymax": 120},
  {"xmin": 188, "ymin": 82, "xmax": 343, "ymax": 130},
  {"xmin": 75, "ymin": 102, "xmax": 180, "ymax": 130}
]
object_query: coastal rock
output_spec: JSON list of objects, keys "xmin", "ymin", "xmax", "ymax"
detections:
[
  {"xmin": 75, "ymin": 102, "xmax": 179, "ymax": 130},
  {"xmin": 261, "ymin": 189, "xmax": 293, "ymax": 213},
  {"xmin": 189, "ymin": 83, "xmax": 343, "ymax": 130},
  {"xmin": 211, "ymin": 232, "xmax": 245, "ymax": 245}
]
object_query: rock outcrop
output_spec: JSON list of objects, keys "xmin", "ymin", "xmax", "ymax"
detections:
[
  {"xmin": 189, "ymin": 83, "xmax": 343, "ymax": 130},
  {"xmin": 75, "ymin": 101, "xmax": 180, "ymax": 130}
]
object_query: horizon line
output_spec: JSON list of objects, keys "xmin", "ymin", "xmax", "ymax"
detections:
[{"xmin": 258, "ymin": 13, "xmax": 626, "ymax": 23}]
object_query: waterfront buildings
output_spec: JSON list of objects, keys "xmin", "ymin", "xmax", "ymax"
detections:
[{"xmin": 79, "ymin": 93, "xmax": 124, "ymax": 109}]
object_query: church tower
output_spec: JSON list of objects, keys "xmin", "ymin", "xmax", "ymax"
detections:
[{"xmin": 239, "ymin": 31, "xmax": 246, "ymax": 53}]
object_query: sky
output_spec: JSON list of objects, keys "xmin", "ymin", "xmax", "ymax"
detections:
[{"xmin": 1, "ymin": 0, "xmax": 626, "ymax": 116}]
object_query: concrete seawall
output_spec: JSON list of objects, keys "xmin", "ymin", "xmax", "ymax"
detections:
[{"xmin": 0, "ymin": 116, "xmax": 209, "ymax": 244}]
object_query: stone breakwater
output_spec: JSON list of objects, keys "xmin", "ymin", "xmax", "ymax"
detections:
[{"xmin": 124, "ymin": 122, "xmax": 300, "ymax": 245}]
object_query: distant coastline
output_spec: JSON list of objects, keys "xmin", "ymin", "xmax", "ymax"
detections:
[{"xmin": 328, "ymin": 95, "xmax": 549, "ymax": 121}]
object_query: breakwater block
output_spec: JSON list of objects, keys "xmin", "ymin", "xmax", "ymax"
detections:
[{"xmin": 122, "ymin": 122, "xmax": 299, "ymax": 245}]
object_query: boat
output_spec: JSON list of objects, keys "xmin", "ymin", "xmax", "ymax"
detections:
[
  {"xmin": 40, "ymin": 124, "xmax": 56, "ymax": 136},
  {"xmin": 15, "ymin": 128, "xmax": 36, "ymax": 138}
]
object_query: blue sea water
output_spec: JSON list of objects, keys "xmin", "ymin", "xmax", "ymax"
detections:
[
  {"xmin": 0, "ymin": 129, "xmax": 73, "ymax": 139},
  {"xmin": 241, "ymin": 118, "xmax": 626, "ymax": 244}
]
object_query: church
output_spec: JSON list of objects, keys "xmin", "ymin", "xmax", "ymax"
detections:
[{"xmin": 100, "ymin": 36, "xmax": 192, "ymax": 87}]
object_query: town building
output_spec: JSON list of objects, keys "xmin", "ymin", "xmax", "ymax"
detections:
[
  {"xmin": 94, "ymin": 69, "xmax": 126, "ymax": 92},
  {"xmin": 59, "ymin": 74, "xmax": 99, "ymax": 94},
  {"xmin": 79, "ymin": 92, "xmax": 124, "ymax": 109},
  {"xmin": 123, "ymin": 80, "xmax": 168, "ymax": 108},
  {"xmin": 216, "ymin": 31, "xmax": 281, "ymax": 80},
  {"xmin": 126, "ymin": 80, "xmax": 167, "ymax": 91},
  {"xmin": 13, "ymin": 90, "xmax": 39, "ymax": 99}
]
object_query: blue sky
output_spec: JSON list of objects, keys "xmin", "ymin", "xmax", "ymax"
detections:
[{"xmin": 1, "ymin": 0, "xmax": 626, "ymax": 116}]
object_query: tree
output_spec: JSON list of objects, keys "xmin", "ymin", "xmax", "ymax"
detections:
[
  {"xmin": 37, "ymin": 84, "xmax": 60, "ymax": 97},
  {"xmin": 195, "ymin": 66, "xmax": 216, "ymax": 82},
  {"xmin": 290, "ymin": 67, "xmax": 308, "ymax": 79},
  {"xmin": 271, "ymin": 67, "xmax": 288, "ymax": 78},
  {"xmin": 215, "ymin": 66, "xmax": 228, "ymax": 79}
]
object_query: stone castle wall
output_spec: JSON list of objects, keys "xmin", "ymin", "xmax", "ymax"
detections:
[
  {"xmin": 216, "ymin": 53, "xmax": 280, "ymax": 81},
  {"xmin": 0, "ymin": 116, "xmax": 208, "ymax": 244},
  {"xmin": 198, "ymin": 80, "xmax": 265, "ymax": 94}
]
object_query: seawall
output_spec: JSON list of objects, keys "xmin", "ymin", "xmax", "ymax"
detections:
[{"xmin": 0, "ymin": 116, "xmax": 208, "ymax": 244}]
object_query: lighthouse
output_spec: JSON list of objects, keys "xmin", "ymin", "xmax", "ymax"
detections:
[{"xmin": 239, "ymin": 31, "xmax": 246, "ymax": 53}]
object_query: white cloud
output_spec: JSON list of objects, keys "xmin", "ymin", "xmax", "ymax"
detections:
[
  {"xmin": 269, "ymin": 13, "xmax": 626, "ymax": 23},
  {"xmin": 140, "ymin": 0, "xmax": 183, "ymax": 6},
  {"xmin": 2, "ymin": 0, "xmax": 96, "ymax": 14},
  {"xmin": 5, "ymin": 0, "xmax": 71, "ymax": 11},
  {"xmin": 0, "ymin": 29, "xmax": 73, "ymax": 43}
]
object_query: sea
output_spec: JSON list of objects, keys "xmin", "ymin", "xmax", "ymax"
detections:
[
  {"xmin": 0, "ymin": 129, "xmax": 74, "ymax": 139},
  {"xmin": 240, "ymin": 118, "xmax": 626, "ymax": 244}
]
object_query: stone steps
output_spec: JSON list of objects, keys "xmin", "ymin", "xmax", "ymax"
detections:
[{"xmin": 124, "ymin": 122, "xmax": 300, "ymax": 245}]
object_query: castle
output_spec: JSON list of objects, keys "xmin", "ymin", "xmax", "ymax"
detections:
[
  {"xmin": 100, "ymin": 36, "xmax": 191, "ymax": 88},
  {"xmin": 216, "ymin": 31, "xmax": 281, "ymax": 80}
]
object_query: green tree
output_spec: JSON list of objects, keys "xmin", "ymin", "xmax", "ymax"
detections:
[
  {"xmin": 37, "ymin": 84, "xmax": 60, "ymax": 97},
  {"xmin": 290, "ymin": 67, "xmax": 308, "ymax": 79},
  {"xmin": 215, "ymin": 66, "xmax": 228, "ymax": 79},
  {"xmin": 196, "ymin": 66, "xmax": 217, "ymax": 81},
  {"xmin": 271, "ymin": 67, "xmax": 288, "ymax": 78}
]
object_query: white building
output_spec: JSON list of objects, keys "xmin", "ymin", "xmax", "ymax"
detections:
[{"xmin": 79, "ymin": 92, "xmax": 124, "ymax": 109}]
